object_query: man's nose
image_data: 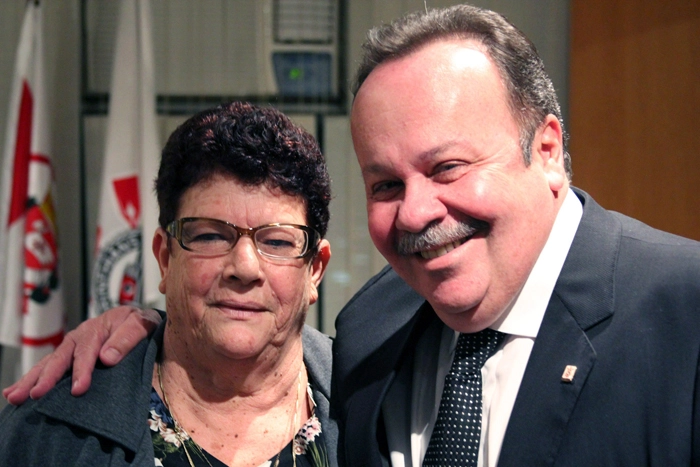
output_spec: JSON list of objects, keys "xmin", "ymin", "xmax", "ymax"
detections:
[{"xmin": 395, "ymin": 179, "xmax": 447, "ymax": 233}]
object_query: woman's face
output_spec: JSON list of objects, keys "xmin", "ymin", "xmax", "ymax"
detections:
[{"xmin": 153, "ymin": 173, "xmax": 330, "ymax": 363}]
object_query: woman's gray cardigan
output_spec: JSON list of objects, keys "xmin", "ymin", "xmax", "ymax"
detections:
[{"xmin": 0, "ymin": 321, "xmax": 337, "ymax": 466}]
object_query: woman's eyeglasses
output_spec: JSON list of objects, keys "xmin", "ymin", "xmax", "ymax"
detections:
[{"xmin": 166, "ymin": 217, "xmax": 320, "ymax": 260}]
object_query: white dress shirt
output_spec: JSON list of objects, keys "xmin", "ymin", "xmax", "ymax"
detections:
[{"xmin": 383, "ymin": 188, "xmax": 583, "ymax": 467}]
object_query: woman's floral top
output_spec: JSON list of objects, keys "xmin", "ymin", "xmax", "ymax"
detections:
[{"xmin": 149, "ymin": 386, "xmax": 330, "ymax": 467}]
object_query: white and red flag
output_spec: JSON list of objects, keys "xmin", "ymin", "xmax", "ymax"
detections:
[
  {"xmin": 0, "ymin": 0, "xmax": 65, "ymax": 374},
  {"xmin": 89, "ymin": 0, "xmax": 161, "ymax": 317}
]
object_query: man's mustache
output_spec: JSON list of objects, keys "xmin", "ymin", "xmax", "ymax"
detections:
[{"xmin": 396, "ymin": 219, "xmax": 490, "ymax": 255}]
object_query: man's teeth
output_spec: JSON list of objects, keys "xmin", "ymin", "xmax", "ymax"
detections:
[{"xmin": 419, "ymin": 239, "xmax": 462, "ymax": 259}]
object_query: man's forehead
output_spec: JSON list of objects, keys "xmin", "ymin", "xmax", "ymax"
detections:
[
  {"xmin": 354, "ymin": 37, "xmax": 492, "ymax": 95},
  {"xmin": 351, "ymin": 39, "xmax": 500, "ymax": 119},
  {"xmin": 351, "ymin": 40, "xmax": 507, "ymax": 132}
]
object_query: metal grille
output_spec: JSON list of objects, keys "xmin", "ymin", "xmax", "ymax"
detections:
[{"xmin": 274, "ymin": 0, "xmax": 336, "ymax": 44}]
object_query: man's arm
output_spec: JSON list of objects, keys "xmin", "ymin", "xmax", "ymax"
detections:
[{"xmin": 2, "ymin": 306, "xmax": 161, "ymax": 405}]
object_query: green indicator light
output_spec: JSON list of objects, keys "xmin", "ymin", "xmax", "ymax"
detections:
[{"xmin": 289, "ymin": 68, "xmax": 303, "ymax": 80}]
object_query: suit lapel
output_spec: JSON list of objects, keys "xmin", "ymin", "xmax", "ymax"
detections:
[
  {"xmin": 343, "ymin": 303, "xmax": 436, "ymax": 466},
  {"xmin": 335, "ymin": 267, "xmax": 435, "ymax": 466},
  {"xmin": 499, "ymin": 189, "xmax": 621, "ymax": 466},
  {"xmin": 497, "ymin": 294, "xmax": 596, "ymax": 466}
]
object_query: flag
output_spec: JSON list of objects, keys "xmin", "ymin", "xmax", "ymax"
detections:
[
  {"xmin": 89, "ymin": 0, "xmax": 162, "ymax": 317},
  {"xmin": 0, "ymin": 0, "xmax": 65, "ymax": 374}
]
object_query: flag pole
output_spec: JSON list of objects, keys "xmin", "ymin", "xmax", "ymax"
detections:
[{"xmin": 79, "ymin": 0, "xmax": 89, "ymax": 320}]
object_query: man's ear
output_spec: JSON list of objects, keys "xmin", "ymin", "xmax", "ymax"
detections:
[
  {"xmin": 533, "ymin": 114, "xmax": 567, "ymax": 192},
  {"xmin": 152, "ymin": 228, "xmax": 170, "ymax": 294},
  {"xmin": 307, "ymin": 239, "xmax": 331, "ymax": 306}
]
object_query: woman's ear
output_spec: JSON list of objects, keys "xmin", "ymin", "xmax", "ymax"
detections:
[
  {"xmin": 152, "ymin": 228, "xmax": 170, "ymax": 294},
  {"xmin": 307, "ymin": 239, "xmax": 331, "ymax": 305}
]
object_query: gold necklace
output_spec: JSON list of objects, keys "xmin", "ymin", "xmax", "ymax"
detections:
[
  {"xmin": 273, "ymin": 364, "xmax": 303, "ymax": 467},
  {"xmin": 157, "ymin": 362, "xmax": 212, "ymax": 467},
  {"xmin": 157, "ymin": 362, "xmax": 303, "ymax": 467}
]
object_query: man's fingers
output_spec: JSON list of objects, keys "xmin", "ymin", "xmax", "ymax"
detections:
[
  {"xmin": 68, "ymin": 305, "xmax": 155, "ymax": 391},
  {"xmin": 63, "ymin": 322, "xmax": 109, "ymax": 396},
  {"xmin": 2, "ymin": 305, "xmax": 162, "ymax": 404},
  {"xmin": 28, "ymin": 322, "xmax": 104, "ymax": 399},
  {"xmin": 98, "ymin": 308, "xmax": 161, "ymax": 366},
  {"xmin": 2, "ymin": 353, "xmax": 54, "ymax": 405}
]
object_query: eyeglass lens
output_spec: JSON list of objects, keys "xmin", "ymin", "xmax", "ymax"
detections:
[{"xmin": 180, "ymin": 219, "xmax": 309, "ymax": 258}]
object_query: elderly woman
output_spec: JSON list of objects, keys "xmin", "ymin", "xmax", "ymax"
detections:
[{"xmin": 0, "ymin": 101, "xmax": 335, "ymax": 467}]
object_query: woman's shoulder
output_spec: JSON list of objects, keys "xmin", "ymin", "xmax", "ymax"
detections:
[
  {"xmin": 0, "ymin": 399, "xmax": 52, "ymax": 464},
  {"xmin": 300, "ymin": 325, "xmax": 337, "ymax": 467},
  {"xmin": 301, "ymin": 325, "xmax": 332, "ymax": 394},
  {"xmin": 302, "ymin": 325, "xmax": 332, "ymax": 351}
]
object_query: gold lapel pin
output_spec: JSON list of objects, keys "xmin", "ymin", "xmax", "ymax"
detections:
[{"xmin": 561, "ymin": 365, "xmax": 577, "ymax": 383}]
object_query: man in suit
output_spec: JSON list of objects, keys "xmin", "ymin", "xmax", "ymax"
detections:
[
  {"xmin": 5, "ymin": 4, "xmax": 700, "ymax": 466},
  {"xmin": 333, "ymin": 4, "xmax": 700, "ymax": 466}
]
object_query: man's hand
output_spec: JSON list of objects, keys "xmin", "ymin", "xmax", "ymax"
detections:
[{"xmin": 2, "ymin": 306, "xmax": 162, "ymax": 405}]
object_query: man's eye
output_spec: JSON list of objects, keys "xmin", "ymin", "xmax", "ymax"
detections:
[
  {"xmin": 432, "ymin": 161, "xmax": 468, "ymax": 182},
  {"xmin": 370, "ymin": 180, "xmax": 403, "ymax": 199},
  {"xmin": 435, "ymin": 162, "xmax": 458, "ymax": 172}
]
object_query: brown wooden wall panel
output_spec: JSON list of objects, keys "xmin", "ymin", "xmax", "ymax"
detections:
[{"xmin": 569, "ymin": 0, "xmax": 700, "ymax": 240}]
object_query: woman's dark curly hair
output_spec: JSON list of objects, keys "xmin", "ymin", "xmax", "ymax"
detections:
[{"xmin": 156, "ymin": 102, "xmax": 331, "ymax": 240}]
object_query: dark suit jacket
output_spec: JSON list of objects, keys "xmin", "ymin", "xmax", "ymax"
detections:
[{"xmin": 332, "ymin": 189, "xmax": 700, "ymax": 466}]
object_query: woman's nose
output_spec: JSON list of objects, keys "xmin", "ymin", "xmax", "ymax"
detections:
[{"xmin": 222, "ymin": 236, "xmax": 262, "ymax": 285}]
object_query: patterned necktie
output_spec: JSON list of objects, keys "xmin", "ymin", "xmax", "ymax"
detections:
[{"xmin": 422, "ymin": 328, "xmax": 506, "ymax": 467}]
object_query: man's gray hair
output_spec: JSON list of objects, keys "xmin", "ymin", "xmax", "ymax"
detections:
[{"xmin": 353, "ymin": 4, "xmax": 572, "ymax": 179}]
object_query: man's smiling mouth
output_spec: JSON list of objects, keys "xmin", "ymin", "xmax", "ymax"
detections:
[
  {"xmin": 419, "ymin": 238, "xmax": 468, "ymax": 259},
  {"xmin": 397, "ymin": 218, "xmax": 489, "ymax": 258}
]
